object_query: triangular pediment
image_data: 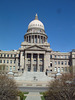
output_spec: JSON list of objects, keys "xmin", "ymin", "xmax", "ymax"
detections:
[{"xmin": 25, "ymin": 45, "xmax": 46, "ymax": 51}]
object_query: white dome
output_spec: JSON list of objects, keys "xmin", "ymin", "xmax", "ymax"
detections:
[{"xmin": 28, "ymin": 14, "xmax": 44, "ymax": 30}]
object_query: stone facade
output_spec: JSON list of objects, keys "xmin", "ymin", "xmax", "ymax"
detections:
[{"xmin": 0, "ymin": 14, "xmax": 75, "ymax": 81}]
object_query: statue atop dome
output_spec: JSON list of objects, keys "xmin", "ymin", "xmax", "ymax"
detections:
[{"xmin": 35, "ymin": 13, "xmax": 38, "ymax": 20}]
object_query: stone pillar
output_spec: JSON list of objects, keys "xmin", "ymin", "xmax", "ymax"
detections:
[
  {"xmin": 34, "ymin": 35, "xmax": 35, "ymax": 43},
  {"xmin": 31, "ymin": 53, "xmax": 33, "ymax": 72},
  {"xmin": 37, "ymin": 35, "xmax": 38, "ymax": 43},
  {"xmin": 37, "ymin": 54, "xmax": 39, "ymax": 72},
  {"xmin": 40, "ymin": 36, "xmax": 41, "ymax": 43},
  {"xmin": 25, "ymin": 53, "xmax": 27, "ymax": 72},
  {"xmin": 28, "ymin": 36, "xmax": 29, "ymax": 42}
]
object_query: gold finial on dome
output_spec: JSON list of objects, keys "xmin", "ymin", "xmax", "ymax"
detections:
[{"xmin": 35, "ymin": 13, "xmax": 38, "ymax": 20}]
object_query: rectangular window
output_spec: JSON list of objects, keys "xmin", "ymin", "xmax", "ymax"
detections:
[
  {"xmin": 14, "ymin": 60, "xmax": 16, "ymax": 64},
  {"xmin": 7, "ymin": 60, "xmax": 9, "ymax": 63},
  {"xmin": 65, "ymin": 55, "xmax": 67, "ymax": 58},
  {"xmin": 50, "ymin": 55, "xmax": 52, "ymax": 58},
  {"xmin": 28, "ymin": 66, "xmax": 31, "ymax": 72},
  {"xmin": 55, "ymin": 55, "xmax": 56, "ymax": 58},
  {"xmin": 58, "ymin": 67, "xmax": 60, "ymax": 73},
  {"xmin": 7, "ymin": 54, "xmax": 9, "ymax": 57},
  {"xmin": 10, "ymin": 66, "xmax": 12, "ymax": 71},
  {"xmin": 55, "ymin": 61, "xmax": 57, "ymax": 65},
  {"xmin": 58, "ymin": 61, "xmax": 60, "ymax": 65},
  {"xmin": 6, "ymin": 66, "xmax": 8, "ymax": 70},
  {"xmin": 4, "ymin": 54, "xmax": 6, "ymax": 57},
  {"xmin": 11, "ymin": 54, "xmax": 12, "ymax": 57},
  {"xmin": 54, "ymin": 67, "xmax": 57, "ymax": 72},
  {"xmin": 0, "ymin": 54, "xmax": 2, "ymax": 57},
  {"xmin": 0, "ymin": 60, "xmax": 2, "ymax": 63},
  {"xmin": 65, "ymin": 61, "xmax": 67, "ymax": 65},
  {"xmin": 14, "ymin": 54, "xmax": 16, "ymax": 57},
  {"xmin": 65, "ymin": 67, "xmax": 67, "ymax": 71},
  {"xmin": 40, "ymin": 66, "xmax": 43, "ymax": 72},
  {"xmin": 61, "ymin": 61, "xmax": 63, "ymax": 65},
  {"xmin": 61, "ymin": 67, "xmax": 64, "ymax": 72},
  {"xmin": 3, "ymin": 60, "xmax": 5, "ymax": 63},
  {"xmin": 58, "ymin": 55, "xmax": 60, "ymax": 58},
  {"xmin": 13, "ymin": 66, "xmax": 15, "ymax": 71},
  {"xmin": 10, "ymin": 60, "xmax": 12, "ymax": 64},
  {"xmin": 33, "ymin": 66, "xmax": 37, "ymax": 72}
]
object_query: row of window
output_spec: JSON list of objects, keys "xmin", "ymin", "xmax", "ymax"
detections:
[
  {"xmin": 54, "ymin": 67, "xmax": 68, "ymax": 72},
  {"xmin": 50, "ymin": 55, "xmax": 70, "ymax": 59},
  {"xmin": 0, "ymin": 54, "xmax": 16, "ymax": 58},
  {"xmin": 6, "ymin": 66, "xmax": 15, "ymax": 71},
  {"xmin": 55, "ymin": 61, "xmax": 70, "ymax": 65},
  {"xmin": 0, "ymin": 60, "xmax": 16, "ymax": 64}
]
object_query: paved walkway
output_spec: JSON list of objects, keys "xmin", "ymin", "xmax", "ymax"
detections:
[{"xmin": 25, "ymin": 92, "xmax": 42, "ymax": 100}]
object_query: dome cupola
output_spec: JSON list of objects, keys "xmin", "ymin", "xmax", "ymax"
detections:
[{"xmin": 28, "ymin": 14, "xmax": 45, "ymax": 31}]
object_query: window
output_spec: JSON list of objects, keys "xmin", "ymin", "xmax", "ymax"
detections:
[
  {"xmin": 61, "ymin": 61, "xmax": 63, "ymax": 65},
  {"xmin": 14, "ymin": 60, "xmax": 16, "ymax": 64},
  {"xmin": 10, "ymin": 60, "xmax": 12, "ymax": 64},
  {"xmin": 11, "ymin": 54, "xmax": 12, "ymax": 57},
  {"xmin": 50, "ymin": 62, "xmax": 52, "ymax": 67},
  {"xmin": 33, "ymin": 66, "xmax": 37, "ymax": 72},
  {"xmin": 13, "ymin": 66, "xmax": 15, "ymax": 71},
  {"xmin": 6, "ymin": 66, "xmax": 8, "ymax": 70},
  {"xmin": 58, "ymin": 55, "xmax": 60, "ymax": 58},
  {"xmin": 28, "ymin": 66, "xmax": 31, "ymax": 72},
  {"xmin": 10, "ymin": 66, "xmax": 12, "ymax": 71},
  {"xmin": 14, "ymin": 54, "xmax": 16, "ymax": 57},
  {"xmin": 0, "ymin": 54, "xmax": 2, "ymax": 57},
  {"xmin": 40, "ymin": 66, "xmax": 43, "ymax": 72},
  {"xmin": 7, "ymin": 60, "xmax": 9, "ymax": 63},
  {"xmin": 0, "ymin": 60, "xmax": 2, "ymax": 63},
  {"xmin": 68, "ymin": 61, "xmax": 70, "ymax": 65},
  {"xmin": 65, "ymin": 55, "xmax": 67, "ymax": 58},
  {"xmin": 65, "ymin": 61, "xmax": 67, "ymax": 65},
  {"xmin": 55, "ymin": 55, "xmax": 56, "ymax": 58},
  {"xmin": 55, "ymin": 61, "xmax": 57, "ymax": 65},
  {"xmin": 58, "ymin": 61, "xmax": 60, "ymax": 65},
  {"xmin": 50, "ymin": 55, "xmax": 52, "ymax": 58},
  {"xmin": 32, "ymin": 36, "xmax": 34, "ymax": 43},
  {"xmin": 61, "ymin": 67, "xmax": 64, "ymax": 72},
  {"xmin": 61, "ymin": 56, "xmax": 63, "ymax": 58},
  {"xmin": 54, "ymin": 67, "xmax": 57, "ymax": 72},
  {"xmin": 3, "ymin": 60, "xmax": 5, "ymax": 63},
  {"xmin": 4, "ymin": 54, "xmax": 6, "ymax": 57},
  {"xmin": 65, "ymin": 67, "xmax": 67, "ymax": 71},
  {"xmin": 7, "ymin": 54, "xmax": 9, "ymax": 57},
  {"xmin": 58, "ymin": 67, "xmax": 60, "ymax": 73}
]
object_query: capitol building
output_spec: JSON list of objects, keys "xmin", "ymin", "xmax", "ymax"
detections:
[{"xmin": 0, "ymin": 14, "xmax": 75, "ymax": 86}]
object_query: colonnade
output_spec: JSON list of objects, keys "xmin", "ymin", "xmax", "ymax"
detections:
[
  {"xmin": 24, "ymin": 53, "xmax": 44, "ymax": 72},
  {"xmin": 24, "ymin": 35, "xmax": 47, "ymax": 43}
]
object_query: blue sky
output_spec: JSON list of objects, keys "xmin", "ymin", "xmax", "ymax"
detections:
[{"xmin": 0, "ymin": 0, "xmax": 75, "ymax": 52}]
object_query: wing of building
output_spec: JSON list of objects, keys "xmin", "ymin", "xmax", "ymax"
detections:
[{"xmin": 0, "ymin": 14, "xmax": 75, "ymax": 86}]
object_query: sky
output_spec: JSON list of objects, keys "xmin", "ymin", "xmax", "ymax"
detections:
[{"xmin": 0, "ymin": 0, "xmax": 75, "ymax": 52}]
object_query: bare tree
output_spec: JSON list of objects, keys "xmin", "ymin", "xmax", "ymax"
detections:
[
  {"xmin": 0, "ymin": 75, "xmax": 18, "ymax": 100},
  {"xmin": 44, "ymin": 73, "xmax": 75, "ymax": 100}
]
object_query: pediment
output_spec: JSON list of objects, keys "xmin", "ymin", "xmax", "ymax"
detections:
[{"xmin": 25, "ymin": 45, "xmax": 46, "ymax": 51}]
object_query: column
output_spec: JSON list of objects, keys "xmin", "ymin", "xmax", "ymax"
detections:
[
  {"xmin": 37, "ymin": 54, "xmax": 39, "ymax": 72},
  {"xmin": 31, "ymin": 53, "xmax": 33, "ymax": 72},
  {"xmin": 28, "ymin": 36, "xmax": 29, "ymax": 42},
  {"xmin": 37, "ymin": 35, "xmax": 38, "ymax": 43},
  {"xmin": 25, "ymin": 53, "xmax": 27, "ymax": 72},
  {"xmin": 40, "ymin": 36, "xmax": 41, "ymax": 43},
  {"xmin": 34, "ymin": 35, "xmax": 35, "ymax": 43}
]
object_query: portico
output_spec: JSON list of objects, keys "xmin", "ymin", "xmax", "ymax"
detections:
[{"xmin": 24, "ymin": 53, "xmax": 45, "ymax": 72}]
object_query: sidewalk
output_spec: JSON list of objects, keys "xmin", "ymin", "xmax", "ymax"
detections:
[{"xmin": 25, "ymin": 92, "xmax": 42, "ymax": 100}]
